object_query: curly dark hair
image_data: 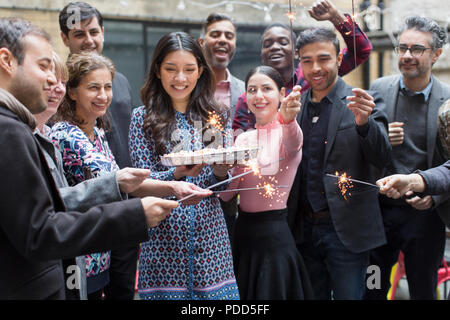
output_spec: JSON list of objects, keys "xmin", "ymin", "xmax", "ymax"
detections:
[
  {"xmin": 53, "ymin": 52, "xmax": 115, "ymax": 130},
  {"xmin": 140, "ymin": 31, "xmax": 228, "ymax": 155}
]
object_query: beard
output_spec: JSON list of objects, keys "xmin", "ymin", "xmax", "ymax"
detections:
[
  {"xmin": 398, "ymin": 59, "xmax": 429, "ymax": 80},
  {"xmin": 308, "ymin": 70, "xmax": 338, "ymax": 94},
  {"xmin": 204, "ymin": 46, "xmax": 234, "ymax": 70},
  {"xmin": 9, "ymin": 68, "xmax": 48, "ymax": 114}
]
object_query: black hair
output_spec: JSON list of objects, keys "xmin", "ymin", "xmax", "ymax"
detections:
[
  {"xmin": 140, "ymin": 32, "xmax": 227, "ymax": 155},
  {"xmin": 261, "ymin": 23, "xmax": 296, "ymax": 46},
  {"xmin": 59, "ymin": 1, "xmax": 103, "ymax": 36},
  {"xmin": 201, "ymin": 12, "xmax": 236, "ymax": 38},
  {"xmin": 295, "ymin": 27, "xmax": 340, "ymax": 56},
  {"xmin": 0, "ymin": 18, "xmax": 51, "ymax": 65},
  {"xmin": 245, "ymin": 65, "xmax": 284, "ymax": 91}
]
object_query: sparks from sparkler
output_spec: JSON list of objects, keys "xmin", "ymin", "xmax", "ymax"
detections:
[
  {"xmin": 177, "ymin": 157, "xmax": 285, "ymax": 203},
  {"xmin": 242, "ymin": 158, "xmax": 261, "ymax": 177},
  {"xmin": 207, "ymin": 111, "xmax": 225, "ymax": 132},
  {"xmin": 214, "ymin": 185, "xmax": 289, "ymax": 194},
  {"xmin": 333, "ymin": 171, "xmax": 354, "ymax": 200},
  {"xmin": 179, "ymin": 111, "xmax": 227, "ymax": 154},
  {"xmin": 326, "ymin": 172, "xmax": 380, "ymax": 200}
]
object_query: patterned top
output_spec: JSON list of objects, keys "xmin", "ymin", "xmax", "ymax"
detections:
[
  {"xmin": 129, "ymin": 106, "xmax": 239, "ymax": 300},
  {"xmin": 49, "ymin": 121, "xmax": 119, "ymax": 279},
  {"xmin": 232, "ymin": 14, "xmax": 373, "ymax": 132}
]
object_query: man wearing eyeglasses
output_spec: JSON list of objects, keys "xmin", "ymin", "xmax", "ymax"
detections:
[{"xmin": 364, "ymin": 16, "xmax": 450, "ymax": 300}]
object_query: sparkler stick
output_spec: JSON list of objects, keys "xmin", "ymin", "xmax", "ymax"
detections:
[
  {"xmin": 177, "ymin": 157, "xmax": 285, "ymax": 203},
  {"xmin": 351, "ymin": 0, "xmax": 357, "ymax": 68},
  {"xmin": 287, "ymin": 0, "xmax": 296, "ymax": 88},
  {"xmin": 213, "ymin": 185, "xmax": 289, "ymax": 193},
  {"xmin": 325, "ymin": 173, "xmax": 379, "ymax": 189}
]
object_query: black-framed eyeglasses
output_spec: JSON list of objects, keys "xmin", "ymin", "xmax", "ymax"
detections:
[{"xmin": 394, "ymin": 45, "xmax": 432, "ymax": 57}]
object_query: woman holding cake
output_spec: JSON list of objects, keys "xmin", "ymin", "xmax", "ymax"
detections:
[
  {"xmin": 128, "ymin": 32, "xmax": 239, "ymax": 300},
  {"xmin": 220, "ymin": 66, "xmax": 313, "ymax": 300}
]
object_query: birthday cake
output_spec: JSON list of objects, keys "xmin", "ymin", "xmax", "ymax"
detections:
[{"xmin": 161, "ymin": 146, "xmax": 259, "ymax": 166}]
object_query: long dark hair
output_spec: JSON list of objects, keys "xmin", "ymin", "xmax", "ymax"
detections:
[{"xmin": 140, "ymin": 31, "xmax": 228, "ymax": 155}]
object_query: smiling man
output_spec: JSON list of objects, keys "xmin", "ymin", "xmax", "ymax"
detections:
[
  {"xmin": 198, "ymin": 13, "xmax": 244, "ymax": 122},
  {"xmin": 0, "ymin": 17, "xmax": 178, "ymax": 300},
  {"xmin": 365, "ymin": 16, "xmax": 450, "ymax": 300},
  {"xmin": 287, "ymin": 27, "xmax": 391, "ymax": 300},
  {"xmin": 232, "ymin": 0, "xmax": 373, "ymax": 132}
]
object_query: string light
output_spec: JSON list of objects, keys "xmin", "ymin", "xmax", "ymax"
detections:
[
  {"xmin": 177, "ymin": 0, "xmax": 186, "ymax": 11},
  {"xmin": 170, "ymin": 0, "xmax": 447, "ymax": 58}
]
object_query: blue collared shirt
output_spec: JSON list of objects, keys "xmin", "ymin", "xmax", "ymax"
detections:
[{"xmin": 399, "ymin": 76, "xmax": 434, "ymax": 101}]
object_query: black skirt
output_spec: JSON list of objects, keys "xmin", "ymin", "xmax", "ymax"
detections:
[{"xmin": 232, "ymin": 208, "xmax": 313, "ymax": 300}]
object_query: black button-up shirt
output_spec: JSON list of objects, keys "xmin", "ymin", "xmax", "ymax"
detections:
[{"xmin": 298, "ymin": 91, "xmax": 333, "ymax": 213}]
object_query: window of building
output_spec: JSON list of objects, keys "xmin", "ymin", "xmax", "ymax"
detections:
[{"xmin": 103, "ymin": 19, "xmax": 300, "ymax": 107}]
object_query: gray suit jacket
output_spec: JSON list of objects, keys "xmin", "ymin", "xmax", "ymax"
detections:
[
  {"xmin": 229, "ymin": 73, "xmax": 245, "ymax": 122},
  {"xmin": 370, "ymin": 74, "xmax": 450, "ymax": 227},
  {"xmin": 220, "ymin": 73, "xmax": 245, "ymax": 220},
  {"xmin": 0, "ymin": 106, "xmax": 147, "ymax": 300},
  {"xmin": 34, "ymin": 132, "xmax": 126, "ymax": 299},
  {"xmin": 419, "ymin": 160, "xmax": 450, "ymax": 195}
]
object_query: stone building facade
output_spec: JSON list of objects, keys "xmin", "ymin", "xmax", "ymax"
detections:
[{"xmin": 1, "ymin": 0, "xmax": 448, "ymax": 106}]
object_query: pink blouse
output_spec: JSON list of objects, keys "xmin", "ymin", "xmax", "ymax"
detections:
[{"xmin": 220, "ymin": 113, "xmax": 303, "ymax": 212}]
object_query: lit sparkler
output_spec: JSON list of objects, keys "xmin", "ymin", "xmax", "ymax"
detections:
[
  {"xmin": 214, "ymin": 185, "xmax": 289, "ymax": 194},
  {"xmin": 207, "ymin": 111, "xmax": 225, "ymax": 131},
  {"xmin": 261, "ymin": 181, "xmax": 276, "ymax": 198},
  {"xmin": 177, "ymin": 157, "xmax": 285, "ymax": 203},
  {"xmin": 242, "ymin": 158, "xmax": 261, "ymax": 177},
  {"xmin": 335, "ymin": 171, "xmax": 353, "ymax": 200},
  {"xmin": 326, "ymin": 172, "xmax": 379, "ymax": 201}
]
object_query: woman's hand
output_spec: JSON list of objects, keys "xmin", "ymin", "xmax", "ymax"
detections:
[
  {"xmin": 210, "ymin": 163, "xmax": 233, "ymax": 180},
  {"xmin": 279, "ymin": 85, "xmax": 302, "ymax": 123},
  {"xmin": 173, "ymin": 164, "xmax": 206, "ymax": 180},
  {"xmin": 116, "ymin": 167, "xmax": 151, "ymax": 193},
  {"xmin": 170, "ymin": 181, "xmax": 213, "ymax": 205}
]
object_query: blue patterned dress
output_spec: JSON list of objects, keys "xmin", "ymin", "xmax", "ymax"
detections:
[
  {"xmin": 49, "ymin": 121, "xmax": 119, "ymax": 294},
  {"xmin": 129, "ymin": 106, "xmax": 239, "ymax": 300}
]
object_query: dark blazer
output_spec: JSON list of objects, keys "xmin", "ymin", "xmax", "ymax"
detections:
[
  {"xmin": 370, "ymin": 75, "xmax": 450, "ymax": 227},
  {"xmin": 106, "ymin": 71, "xmax": 133, "ymax": 169},
  {"xmin": 0, "ymin": 106, "xmax": 149, "ymax": 299},
  {"xmin": 419, "ymin": 160, "xmax": 450, "ymax": 195},
  {"xmin": 287, "ymin": 78, "xmax": 391, "ymax": 253}
]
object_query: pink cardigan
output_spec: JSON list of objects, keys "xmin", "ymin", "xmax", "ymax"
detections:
[{"xmin": 220, "ymin": 113, "xmax": 303, "ymax": 212}]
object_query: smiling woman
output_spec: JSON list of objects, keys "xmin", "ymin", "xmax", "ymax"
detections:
[
  {"xmin": 219, "ymin": 66, "xmax": 312, "ymax": 300},
  {"xmin": 49, "ymin": 52, "xmax": 118, "ymax": 299},
  {"xmin": 129, "ymin": 31, "xmax": 239, "ymax": 300}
]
